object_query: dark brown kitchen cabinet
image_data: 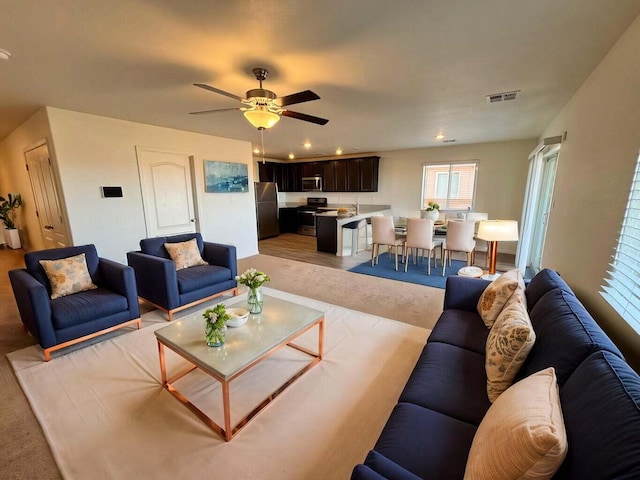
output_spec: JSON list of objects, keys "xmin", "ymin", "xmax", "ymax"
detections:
[
  {"xmin": 258, "ymin": 162, "xmax": 276, "ymax": 182},
  {"xmin": 261, "ymin": 156, "xmax": 379, "ymax": 192},
  {"xmin": 358, "ymin": 156, "xmax": 379, "ymax": 191}
]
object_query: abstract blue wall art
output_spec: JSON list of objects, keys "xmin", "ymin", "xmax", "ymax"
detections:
[{"xmin": 204, "ymin": 160, "xmax": 249, "ymax": 193}]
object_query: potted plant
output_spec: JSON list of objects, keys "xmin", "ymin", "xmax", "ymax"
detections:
[
  {"xmin": 0, "ymin": 193, "xmax": 23, "ymax": 249},
  {"xmin": 422, "ymin": 201, "xmax": 440, "ymax": 222}
]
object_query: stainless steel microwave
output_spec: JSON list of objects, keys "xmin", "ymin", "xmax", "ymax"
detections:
[{"xmin": 302, "ymin": 176, "xmax": 322, "ymax": 192}]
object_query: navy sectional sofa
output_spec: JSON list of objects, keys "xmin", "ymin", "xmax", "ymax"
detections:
[{"xmin": 352, "ymin": 269, "xmax": 640, "ymax": 479}]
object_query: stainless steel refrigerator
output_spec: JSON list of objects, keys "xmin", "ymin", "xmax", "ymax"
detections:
[{"xmin": 255, "ymin": 182, "xmax": 280, "ymax": 240}]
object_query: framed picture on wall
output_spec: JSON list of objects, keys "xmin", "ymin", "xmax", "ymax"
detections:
[{"xmin": 204, "ymin": 160, "xmax": 249, "ymax": 193}]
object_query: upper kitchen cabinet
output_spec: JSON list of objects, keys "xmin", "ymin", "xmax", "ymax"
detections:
[
  {"xmin": 262, "ymin": 156, "xmax": 379, "ymax": 192},
  {"xmin": 301, "ymin": 162, "xmax": 323, "ymax": 177},
  {"xmin": 258, "ymin": 162, "xmax": 277, "ymax": 183}
]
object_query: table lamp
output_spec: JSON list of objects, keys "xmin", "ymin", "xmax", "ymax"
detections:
[{"xmin": 477, "ymin": 220, "xmax": 519, "ymax": 280}]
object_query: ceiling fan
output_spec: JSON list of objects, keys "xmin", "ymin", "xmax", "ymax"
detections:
[{"xmin": 190, "ymin": 67, "xmax": 329, "ymax": 129}]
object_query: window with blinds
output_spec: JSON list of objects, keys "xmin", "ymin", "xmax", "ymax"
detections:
[{"xmin": 601, "ymin": 153, "xmax": 640, "ymax": 334}]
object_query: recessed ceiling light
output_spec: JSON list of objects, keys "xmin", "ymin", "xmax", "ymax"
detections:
[
  {"xmin": 288, "ymin": 153, "xmax": 295, "ymax": 160},
  {"xmin": 253, "ymin": 148, "xmax": 260, "ymax": 154},
  {"xmin": 0, "ymin": 49, "xmax": 12, "ymax": 60},
  {"xmin": 303, "ymin": 141, "xmax": 311, "ymax": 148},
  {"xmin": 435, "ymin": 134, "xmax": 445, "ymax": 140},
  {"xmin": 336, "ymin": 148, "xmax": 343, "ymax": 155}
]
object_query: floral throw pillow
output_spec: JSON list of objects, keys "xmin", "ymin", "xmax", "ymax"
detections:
[
  {"xmin": 485, "ymin": 299, "xmax": 536, "ymax": 402},
  {"xmin": 39, "ymin": 253, "xmax": 98, "ymax": 300},
  {"xmin": 164, "ymin": 238, "xmax": 208, "ymax": 270},
  {"xmin": 477, "ymin": 269, "xmax": 522, "ymax": 328}
]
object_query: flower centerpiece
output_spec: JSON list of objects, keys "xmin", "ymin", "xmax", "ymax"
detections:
[
  {"xmin": 236, "ymin": 268, "xmax": 271, "ymax": 314},
  {"xmin": 203, "ymin": 303, "xmax": 231, "ymax": 347},
  {"xmin": 423, "ymin": 201, "xmax": 440, "ymax": 221}
]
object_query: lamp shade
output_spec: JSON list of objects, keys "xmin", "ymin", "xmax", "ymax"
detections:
[
  {"xmin": 243, "ymin": 107, "xmax": 280, "ymax": 129},
  {"xmin": 477, "ymin": 220, "xmax": 519, "ymax": 242}
]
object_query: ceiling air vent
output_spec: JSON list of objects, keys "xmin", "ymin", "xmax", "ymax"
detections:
[
  {"xmin": 443, "ymin": 139, "xmax": 456, "ymax": 143},
  {"xmin": 486, "ymin": 90, "xmax": 520, "ymax": 103}
]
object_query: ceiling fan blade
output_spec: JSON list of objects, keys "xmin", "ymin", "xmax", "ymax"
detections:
[
  {"xmin": 281, "ymin": 110, "xmax": 329, "ymax": 125},
  {"xmin": 193, "ymin": 83, "xmax": 244, "ymax": 102},
  {"xmin": 189, "ymin": 107, "xmax": 242, "ymax": 115},
  {"xmin": 277, "ymin": 90, "xmax": 320, "ymax": 107}
]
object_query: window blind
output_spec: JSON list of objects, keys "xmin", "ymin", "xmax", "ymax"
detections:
[{"xmin": 601, "ymin": 154, "xmax": 640, "ymax": 334}]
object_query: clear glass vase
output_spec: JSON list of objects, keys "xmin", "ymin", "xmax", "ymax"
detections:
[
  {"xmin": 205, "ymin": 323, "xmax": 226, "ymax": 347},
  {"xmin": 247, "ymin": 287, "xmax": 263, "ymax": 314}
]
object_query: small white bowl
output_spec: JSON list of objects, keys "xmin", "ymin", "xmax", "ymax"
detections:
[{"xmin": 226, "ymin": 307, "xmax": 249, "ymax": 327}]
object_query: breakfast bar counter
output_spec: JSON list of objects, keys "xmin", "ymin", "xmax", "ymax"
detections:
[{"xmin": 316, "ymin": 205, "xmax": 391, "ymax": 255}]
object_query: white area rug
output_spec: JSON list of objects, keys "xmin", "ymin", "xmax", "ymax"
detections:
[{"xmin": 8, "ymin": 288, "xmax": 429, "ymax": 480}]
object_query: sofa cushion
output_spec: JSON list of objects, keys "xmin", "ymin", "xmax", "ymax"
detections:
[
  {"xmin": 399, "ymin": 342, "xmax": 490, "ymax": 425},
  {"xmin": 427, "ymin": 309, "xmax": 489, "ymax": 354},
  {"xmin": 25, "ymin": 244, "xmax": 100, "ymax": 293},
  {"xmin": 517, "ymin": 289, "xmax": 623, "ymax": 386},
  {"xmin": 464, "ymin": 368, "xmax": 567, "ymax": 480},
  {"xmin": 554, "ymin": 351, "xmax": 640, "ymax": 480},
  {"xmin": 39, "ymin": 253, "xmax": 98, "ymax": 299},
  {"xmin": 50, "ymin": 288, "xmax": 129, "ymax": 330},
  {"xmin": 525, "ymin": 268, "xmax": 574, "ymax": 311},
  {"xmin": 164, "ymin": 238, "xmax": 208, "ymax": 270},
  {"xmin": 176, "ymin": 264, "xmax": 232, "ymax": 294},
  {"xmin": 353, "ymin": 451, "xmax": 422, "ymax": 480},
  {"xmin": 373, "ymin": 402, "xmax": 477, "ymax": 480},
  {"xmin": 485, "ymin": 300, "xmax": 536, "ymax": 402},
  {"xmin": 477, "ymin": 269, "xmax": 521, "ymax": 327}
]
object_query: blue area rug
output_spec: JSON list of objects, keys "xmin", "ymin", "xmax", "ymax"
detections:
[{"xmin": 348, "ymin": 253, "xmax": 468, "ymax": 289}]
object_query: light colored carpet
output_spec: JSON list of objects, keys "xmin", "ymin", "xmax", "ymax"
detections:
[
  {"xmin": 238, "ymin": 254, "xmax": 445, "ymax": 330},
  {"xmin": 8, "ymin": 288, "xmax": 429, "ymax": 480}
]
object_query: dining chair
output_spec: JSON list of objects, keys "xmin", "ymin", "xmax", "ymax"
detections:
[
  {"xmin": 403, "ymin": 218, "xmax": 443, "ymax": 275},
  {"xmin": 442, "ymin": 220, "xmax": 476, "ymax": 276},
  {"xmin": 371, "ymin": 216, "xmax": 404, "ymax": 271}
]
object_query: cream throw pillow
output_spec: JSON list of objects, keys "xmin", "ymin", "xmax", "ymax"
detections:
[
  {"xmin": 477, "ymin": 269, "xmax": 521, "ymax": 327},
  {"xmin": 485, "ymin": 299, "xmax": 535, "ymax": 402},
  {"xmin": 39, "ymin": 253, "xmax": 98, "ymax": 300},
  {"xmin": 464, "ymin": 368, "xmax": 568, "ymax": 480},
  {"xmin": 164, "ymin": 238, "xmax": 208, "ymax": 270}
]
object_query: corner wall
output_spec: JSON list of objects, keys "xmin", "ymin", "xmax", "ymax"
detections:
[
  {"xmin": 42, "ymin": 107, "xmax": 258, "ymax": 263},
  {"xmin": 539, "ymin": 15, "xmax": 640, "ymax": 367}
]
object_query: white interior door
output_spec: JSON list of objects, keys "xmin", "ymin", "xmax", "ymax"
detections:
[
  {"xmin": 25, "ymin": 142, "xmax": 69, "ymax": 249},
  {"xmin": 136, "ymin": 148, "xmax": 197, "ymax": 237}
]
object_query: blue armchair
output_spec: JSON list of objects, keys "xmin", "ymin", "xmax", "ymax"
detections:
[
  {"xmin": 8, "ymin": 244, "xmax": 141, "ymax": 361},
  {"xmin": 126, "ymin": 233, "xmax": 238, "ymax": 320}
]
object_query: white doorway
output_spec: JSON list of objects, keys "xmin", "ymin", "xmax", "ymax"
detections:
[
  {"xmin": 516, "ymin": 140, "xmax": 561, "ymax": 276},
  {"xmin": 136, "ymin": 147, "xmax": 198, "ymax": 238},
  {"xmin": 24, "ymin": 142, "xmax": 70, "ymax": 249}
]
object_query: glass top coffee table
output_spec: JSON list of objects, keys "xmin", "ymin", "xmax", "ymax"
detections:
[{"xmin": 154, "ymin": 294, "xmax": 324, "ymax": 441}]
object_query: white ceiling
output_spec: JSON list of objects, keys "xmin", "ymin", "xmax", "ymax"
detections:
[{"xmin": 1, "ymin": 0, "xmax": 639, "ymax": 160}]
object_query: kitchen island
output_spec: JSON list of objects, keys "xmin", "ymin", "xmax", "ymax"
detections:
[{"xmin": 316, "ymin": 205, "xmax": 391, "ymax": 256}]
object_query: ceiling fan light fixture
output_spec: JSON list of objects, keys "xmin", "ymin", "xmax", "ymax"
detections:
[{"xmin": 243, "ymin": 107, "xmax": 280, "ymax": 129}]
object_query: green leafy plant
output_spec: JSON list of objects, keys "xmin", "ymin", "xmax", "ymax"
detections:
[
  {"xmin": 204, "ymin": 303, "xmax": 231, "ymax": 345},
  {"xmin": 235, "ymin": 268, "xmax": 271, "ymax": 289},
  {"xmin": 0, "ymin": 193, "xmax": 23, "ymax": 229},
  {"xmin": 424, "ymin": 201, "xmax": 440, "ymax": 212}
]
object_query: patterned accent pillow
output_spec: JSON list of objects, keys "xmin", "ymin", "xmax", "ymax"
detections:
[
  {"xmin": 477, "ymin": 269, "xmax": 521, "ymax": 328},
  {"xmin": 164, "ymin": 238, "xmax": 208, "ymax": 270},
  {"xmin": 485, "ymin": 299, "xmax": 536, "ymax": 402},
  {"xmin": 464, "ymin": 368, "xmax": 567, "ymax": 480},
  {"xmin": 39, "ymin": 253, "xmax": 98, "ymax": 300}
]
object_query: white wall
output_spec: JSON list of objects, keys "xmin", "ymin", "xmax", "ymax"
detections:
[
  {"xmin": 538, "ymin": 15, "xmax": 640, "ymax": 367},
  {"xmin": 43, "ymin": 107, "xmax": 258, "ymax": 263},
  {"xmin": 281, "ymin": 139, "xmax": 535, "ymax": 254},
  {"xmin": 0, "ymin": 108, "xmax": 56, "ymax": 251}
]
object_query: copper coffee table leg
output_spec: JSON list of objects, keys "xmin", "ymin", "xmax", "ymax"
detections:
[{"xmin": 222, "ymin": 381, "xmax": 232, "ymax": 441}]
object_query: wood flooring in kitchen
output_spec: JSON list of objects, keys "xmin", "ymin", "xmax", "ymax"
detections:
[{"xmin": 257, "ymin": 232, "xmax": 516, "ymax": 272}]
